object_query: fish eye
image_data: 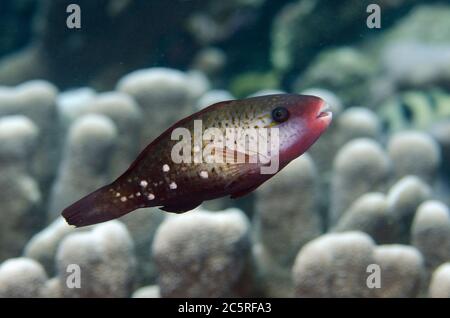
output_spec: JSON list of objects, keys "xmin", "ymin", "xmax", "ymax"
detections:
[{"xmin": 271, "ymin": 106, "xmax": 289, "ymax": 123}]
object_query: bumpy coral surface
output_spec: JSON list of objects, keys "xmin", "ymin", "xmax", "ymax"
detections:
[
  {"xmin": 153, "ymin": 208, "xmax": 252, "ymax": 297},
  {"xmin": 0, "ymin": 0, "xmax": 449, "ymax": 299}
]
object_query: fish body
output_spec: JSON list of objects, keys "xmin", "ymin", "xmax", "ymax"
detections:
[{"xmin": 62, "ymin": 94, "xmax": 332, "ymax": 227}]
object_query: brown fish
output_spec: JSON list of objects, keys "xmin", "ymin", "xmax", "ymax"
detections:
[{"xmin": 62, "ymin": 94, "xmax": 332, "ymax": 227}]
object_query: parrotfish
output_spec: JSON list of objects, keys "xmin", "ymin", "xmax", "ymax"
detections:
[{"xmin": 62, "ymin": 94, "xmax": 332, "ymax": 227}]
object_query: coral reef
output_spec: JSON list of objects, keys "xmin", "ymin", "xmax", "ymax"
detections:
[
  {"xmin": 255, "ymin": 154, "xmax": 321, "ymax": 264},
  {"xmin": 0, "ymin": 115, "xmax": 42, "ymax": 261},
  {"xmin": 230, "ymin": 72, "xmax": 280, "ymax": 98},
  {"xmin": 333, "ymin": 193, "xmax": 395, "ymax": 244},
  {"xmin": 380, "ymin": 42, "xmax": 450, "ymax": 91},
  {"xmin": 191, "ymin": 47, "xmax": 227, "ymax": 79},
  {"xmin": 47, "ymin": 114, "xmax": 118, "ymax": 220},
  {"xmin": 0, "ymin": 80, "xmax": 59, "ymax": 193},
  {"xmin": 24, "ymin": 217, "xmax": 79, "ymax": 275},
  {"xmin": 196, "ymin": 89, "xmax": 235, "ymax": 110},
  {"xmin": 0, "ymin": 75, "xmax": 447, "ymax": 298},
  {"xmin": 387, "ymin": 131, "xmax": 440, "ymax": 184},
  {"xmin": 40, "ymin": 277, "xmax": 61, "ymax": 298},
  {"xmin": 152, "ymin": 208, "xmax": 252, "ymax": 297},
  {"xmin": 0, "ymin": 114, "xmax": 38, "ymax": 172},
  {"xmin": 372, "ymin": 245, "xmax": 424, "ymax": 298},
  {"xmin": 271, "ymin": 0, "xmax": 418, "ymax": 74},
  {"xmin": 132, "ymin": 285, "xmax": 160, "ymax": 298},
  {"xmin": 294, "ymin": 47, "xmax": 377, "ymax": 106},
  {"xmin": 329, "ymin": 138, "xmax": 390, "ymax": 225},
  {"xmin": 412, "ymin": 201, "xmax": 450, "ymax": 274},
  {"xmin": 56, "ymin": 221, "xmax": 136, "ymax": 298},
  {"xmin": 117, "ymin": 68, "xmax": 209, "ymax": 146},
  {"xmin": 292, "ymin": 232, "xmax": 376, "ymax": 298},
  {"xmin": 387, "ymin": 176, "xmax": 432, "ymax": 242},
  {"xmin": 0, "ymin": 257, "xmax": 48, "ymax": 298},
  {"xmin": 253, "ymin": 154, "xmax": 321, "ymax": 297},
  {"xmin": 0, "ymin": 0, "xmax": 449, "ymax": 299},
  {"xmin": 336, "ymin": 107, "xmax": 381, "ymax": 145},
  {"xmin": 430, "ymin": 120, "xmax": 450, "ymax": 176},
  {"xmin": 292, "ymin": 232, "xmax": 425, "ymax": 298},
  {"xmin": 120, "ymin": 208, "xmax": 165, "ymax": 286},
  {"xmin": 429, "ymin": 263, "xmax": 450, "ymax": 298},
  {"xmin": 57, "ymin": 91, "xmax": 142, "ymax": 179}
]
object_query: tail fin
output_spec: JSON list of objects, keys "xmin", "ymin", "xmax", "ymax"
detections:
[{"xmin": 62, "ymin": 185, "xmax": 136, "ymax": 227}]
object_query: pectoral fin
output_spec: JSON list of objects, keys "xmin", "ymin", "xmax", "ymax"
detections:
[{"xmin": 213, "ymin": 147, "xmax": 256, "ymax": 165}]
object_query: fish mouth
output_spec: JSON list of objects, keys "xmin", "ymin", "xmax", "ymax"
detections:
[{"xmin": 316, "ymin": 102, "xmax": 333, "ymax": 121}]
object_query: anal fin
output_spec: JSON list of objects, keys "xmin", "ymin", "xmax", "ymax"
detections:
[{"xmin": 159, "ymin": 200, "xmax": 202, "ymax": 213}]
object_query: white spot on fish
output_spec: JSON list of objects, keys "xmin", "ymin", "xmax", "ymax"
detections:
[
  {"xmin": 120, "ymin": 196, "xmax": 127, "ymax": 202},
  {"xmin": 136, "ymin": 192, "xmax": 141, "ymax": 197},
  {"xmin": 169, "ymin": 182, "xmax": 177, "ymax": 190},
  {"xmin": 148, "ymin": 193, "xmax": 155, "ymax": 200},
  {"xmin": 140, "ymin": 180, "xmax": 148, "ymax": 188},
  {"xmin": 115, "ymin": 192, "xmax": 121, "ymax": 197},
  {"xmin": 199, "ymin": 170, "xmax": 208, "ymax": 179},
  {"xmin": 163, "ymin": 164, "xmax": 170, "ymax": 172}
]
